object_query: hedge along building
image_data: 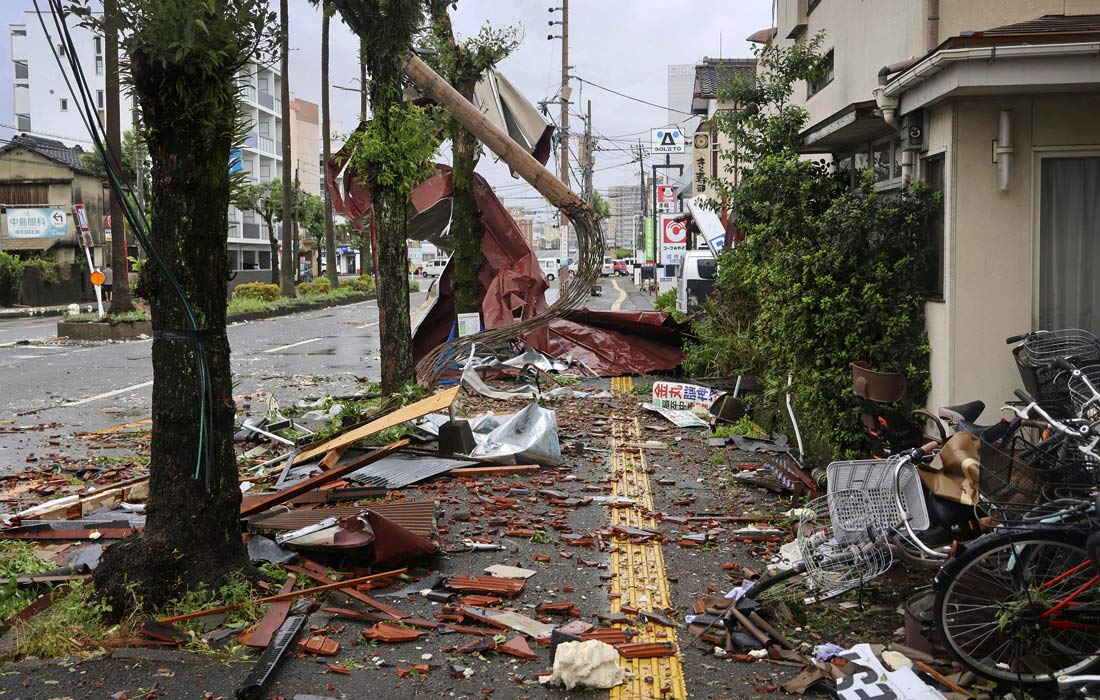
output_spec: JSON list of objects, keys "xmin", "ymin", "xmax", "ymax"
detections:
[
  {"xmin": 0, "ymin": 133, "xmax": 104, "ymax": 266},
  {"xmin": 760, "ymin": 0, "xmax": 1100, "ymax": 419}
]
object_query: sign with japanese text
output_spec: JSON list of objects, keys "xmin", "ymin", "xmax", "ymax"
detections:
[
  {"xmin": 4, "ymin": 206, "xmax": 67, "ymax": 238},
  {"xmin": 658, "ymin": 214, "xmax": 687, "ymax": 266},
  {"xmin": 650, "ymin": 381, "xmax": 724, "ymax": 411},
  {"xmin": 693, "ymin": 132, "xmax": 711, "ymax": 195},
  {"xmin": 644, "ymin": 216, "xmax": 655, "ymax": 263},
  {"xmin": 656, "ymin": 184, "xmax": 678, "ymax": 214},
  {"xmin": 642, "ymin": 402, "xmax": 710, "ymax": 428},
  {"xmin": 836, "ymin": 644, "xmax": 947, "ymax": 700}
]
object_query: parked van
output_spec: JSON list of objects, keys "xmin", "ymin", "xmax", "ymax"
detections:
[
  {"xmin": 600, "ymin": 256, "xmax": 614, "ymax": 277},
  {"xmin": 538, "ymin": 257, "xmax": 562, "ymax": 281},
  {"xmin": 421, "ymin": 257, "xmax": 449, "ymax": 277},
  {"xmin": 676, "ymin": 250, "xmax": 718, "ymax": 314}
]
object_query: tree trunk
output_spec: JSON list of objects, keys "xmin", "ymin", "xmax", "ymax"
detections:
[
  {"xmin": 450, "ymin": 112, "xmax": 484, "ymax": 314},
  {"xmin": 278, "ymin": 0, "xmax": 295, "ymax": 297},
  {"xmin": 104, "ymin": 0, "xmax": 133, "ymax": 314},
  {"xmin": 322, "ymin": 5, "xmax": 338, "ymax": 289},
  {"xmin": 375, "ymin": 190, "xmax": 413, "ymax": 392},
  {"xmin": 359, "ymin": 38, "xmax": 367, "ymax": 119},
  {"xmin": 268, "ymin": 221, "xmax": 279, "ymax": 285},
  {"xmin": 94, "ymin": 56, "xmax": 248, "ymax": 616}
]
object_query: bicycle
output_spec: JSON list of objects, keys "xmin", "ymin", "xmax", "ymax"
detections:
[{"xmin": 932, "ymin": 387, "xmax": 1100, "ymax": 686}]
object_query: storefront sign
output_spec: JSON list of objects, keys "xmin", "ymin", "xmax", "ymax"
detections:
[
  {"xmin": 5, "ymin": 206, "xmax": 68, "ymax": 238},
  {"xmin": 644, "ymin": 216, "xmax": 655, "ymax": 263},
  {"xmin": 658, "ymin": 214, "xmax": 687, "ymax": 266},
  {"xmin": 693, "ymin": 132, "xmax": 711, "ymax": 195}
]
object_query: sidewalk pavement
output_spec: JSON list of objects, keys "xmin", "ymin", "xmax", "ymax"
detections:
[{"xmin": 0, "ymin": 302, "xmax": 97, "ymax": 320}]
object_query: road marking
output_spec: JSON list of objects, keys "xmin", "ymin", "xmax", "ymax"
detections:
[
  {"xmin": 63, "ymin": 380, "xmax": 154, "ymax": 407},
  {"xmin": 608, "ymin": 375, "xmax": 687, "ymax": 700},
  {"xmin": 262, "ymin": 337, "xmax": 324, "ymax": 354},
  {"xmin": 610, "ymin": 279, "xmax": 628, "ymax": 311},
  {"xmin": 356, "ymin": 321, "xmax": 379, "ymax": 329}
]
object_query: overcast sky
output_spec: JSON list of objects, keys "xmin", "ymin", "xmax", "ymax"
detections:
[{"xmin": 0, "ymin": 1, "xmax": 772, "ymax": 221}]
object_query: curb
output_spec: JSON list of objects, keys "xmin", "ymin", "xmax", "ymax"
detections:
[{"xmin": 0, "ymin": 303, "xmax": 97, "ymax": 321}]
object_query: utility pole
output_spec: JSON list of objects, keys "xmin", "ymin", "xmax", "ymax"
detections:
[
  {"xmin": 582, "ymin": 99, "xmax": 593, "ymax": 203},
  {"xmin": 549, "ymin": 1, "xmax": 569, "ymax": 258},
  {"xmin": 104, "ymin": 0, "xmax": 132, "ymax": 313},
  {"xmin": 293, "ymin": 165, "xmax": 301, "ymax": 278},
  {"xmin": 279, "ymin": 0, "xmax": 295, "ymax": 296}
]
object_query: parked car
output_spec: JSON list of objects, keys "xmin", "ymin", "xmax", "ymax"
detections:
[
  {"xmin": 421, "ymin": 258, "xmax": 448, "ymax": 277},
  {"xmin": 538, "ymin": 257, "xmax": 562, "ymax": 281},
  {"xmin": 612, "ymin": 261, "xmax": 629, "ymax": 276},
  {"xmin": 676, "ymin": 250, "xmax": 718, "ymax": 314},
  {"xmin": 600, "ymin": 256, "xmax": 614, "ymax": 277}
]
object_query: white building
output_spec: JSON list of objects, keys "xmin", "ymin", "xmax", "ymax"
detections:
[
  {"xmin": 665, "ymin": 64, "xmax": 696, "ymax": 180},
  {"xmin": 10, "ymin": 11, "xmax": 281, "ymax": 275}
]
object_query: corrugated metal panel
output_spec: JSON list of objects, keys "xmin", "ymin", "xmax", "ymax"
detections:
[
  {"xmin": 345, "ymin": 452, "xmax": 477, "ymax": 488},
  {"xmin": 247, "ymin": 500, "xmax": 436, "ymax": 537}
]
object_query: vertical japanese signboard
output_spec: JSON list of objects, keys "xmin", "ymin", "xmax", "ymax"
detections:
[
  {"xmin": 643, "ymin": 216, "xmax": 655, "ymax": 263},
  {"xmin": 693, "ymin": 132, "xmax": 711, "ymax": 196},
  {"xmin": 658, "ymin": 214, "xmax": 688, "ymax": 266}
]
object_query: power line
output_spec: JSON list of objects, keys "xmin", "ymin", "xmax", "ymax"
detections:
[{"xmin": 572, "ymin": 75, "xmax": 698, "ymax": 117}]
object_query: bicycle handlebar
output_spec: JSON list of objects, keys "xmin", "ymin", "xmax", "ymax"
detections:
[
  {"xmin": 892, "ymin": 452, "xmax": 948, "ymax": 560},
  {"xmin": 1006, "ymin": 333, "xmax": 1031, "ymax": 344}
]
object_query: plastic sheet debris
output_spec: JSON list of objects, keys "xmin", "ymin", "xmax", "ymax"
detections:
[
  {"xmin": 461, "ymin": 361, "xmax": 540, "ymax": 400},
  {"xmin": 539, "ymin": 639, "xmax": 625, "ymax": 690},
  {"xmin": 469, "ymin": 404, "xmax": 561, "ymax": 466},
  {"xmin": 247, "ymin": 535, "xmax": 299, "ymax": 565},
  {"xmin": 642, "ymin": 402, "xmax": 710, "ymax": 428},
  {"xmin": 814, "ymin": 642, "xmax": 846, "ymax": 661}
]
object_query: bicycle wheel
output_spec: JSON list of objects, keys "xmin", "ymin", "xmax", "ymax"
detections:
[{"xmin": 934, "ymin": 528, "xmax": 1100, "ymax": 685}]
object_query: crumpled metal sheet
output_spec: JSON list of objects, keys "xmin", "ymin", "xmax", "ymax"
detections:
[
  {"xmin": 524, "ymin": 311, "xmax": 685, "ymax": 377},
  {"xmin": 345, "ymin": 452, "xmax": 478, "ymax": 489},
  {"xmin": 469, "ymin": 403, "xmax": 561, "ymax": 466}
]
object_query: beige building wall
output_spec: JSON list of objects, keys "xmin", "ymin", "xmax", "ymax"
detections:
[
  {"xmin": 925, "ymin": 93, "xmax": 1100, "ymax": 415},
  {"xmin": 289, "ymin": 98, "xmax": 321, "ymax": 198}
]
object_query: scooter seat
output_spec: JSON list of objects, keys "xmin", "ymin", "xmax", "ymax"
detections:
[{"xmin": 938, "ymin": 400, "xmax": 985, "ymax": 424}]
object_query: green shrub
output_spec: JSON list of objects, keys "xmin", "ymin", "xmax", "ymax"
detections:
[
  {"xmin": 351, "ymin": 275, "xmax": 375, "ymax": 293},
  {"xmin": 0, "ymin": 252, "xmax": 22, "ymax": 302},
  {"xmin": 21, "ymin": 257, "xmax": 63, "ymax": 285},
  {"xmin": 234, "ymin": 282, "xmax": 280, "ymax": 302},
  {"xmin": 296, "ymin": 279, "xmax": 331, "ymax": 297},
  {"xmin": 655, "ymin": 289, "xmax": 677, "ymax": 313},
  {"xmin": 409, "ymin": 279, "xmax": 420, "ymax": 293},
  {"xmin": 227, "ymin": 296, "xmax": 270, "ymax": 315}
]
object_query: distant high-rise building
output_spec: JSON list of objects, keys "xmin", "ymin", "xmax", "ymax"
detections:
[
  {"xmin": 10, "ymin": 11, "xmax": 293, "ymax": 275},
  {"xmin": 606, "ymin": 182, "xmax": 646, "ymax": 253}
]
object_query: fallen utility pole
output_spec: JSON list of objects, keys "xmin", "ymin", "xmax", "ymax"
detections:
[
  {"xmin": 156, "ymin": 567, "xmax": 407, "ymax": 624},
  {"xmin": 401, "ymin": 53, "xmax": 603, "ymax": 385}
]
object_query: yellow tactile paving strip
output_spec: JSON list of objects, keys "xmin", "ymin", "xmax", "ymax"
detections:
[{"xmin": 608, "ymin": 376, "xmax": 687, "ymax": 700}]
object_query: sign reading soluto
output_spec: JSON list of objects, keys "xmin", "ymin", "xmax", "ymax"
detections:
[
  {"xmin": 5, "ymin": 206, "xmax": 68, "ymax": 238},
  {"xmin": 651, "ymin": 127, "xmax": 685, "ymax": 154}
]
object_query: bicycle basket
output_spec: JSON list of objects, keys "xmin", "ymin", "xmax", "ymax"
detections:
[
  {"xmin": 1067, "ymin": 365, "xmax": 1100, "ymax": 422},
  {"xmin": 826, "ymin": 457, "xmax": 930, "ymax": 532},
  {"xmin": 796, "ymin": 491, "xmax": 892, "ymax": 600},
  {"xmin": 978, "ymin": 435, "xmax": 1100, "ymax": 522},
  {"xmin": 1012, "ymin": 329, "xmax": 1100, "ymax": 413}
]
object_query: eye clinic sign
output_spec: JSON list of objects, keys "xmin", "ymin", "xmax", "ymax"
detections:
[
  {"xmin": 651, "ymin": 127, "xmax": 685, "ymax": 154},
  {"xmin": 4, "ymin": 206, "xmax": 68, "ymax": 238}
]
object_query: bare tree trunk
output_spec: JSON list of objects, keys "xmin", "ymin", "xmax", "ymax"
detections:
[
  {"xmin": 104, "ymin": 0, "xmax": 133, "ymax": 313},
  {"xmin": 278, "ymin": 0, "xmax": 295, "ymax": 297},
  {"xmin": 322, "ymin": 4, "xmax": 338, "ymax": 289},
  {"xmin": 376, "ymin": 191, "xmax": 413, "ymax": 391},
  {"xmin": 450, "ymin": 122, "xmax": 483, "ymax": 314},
  {"xmin": 268, "ymin": 221, "xmax": 279, "ymax": 285}
]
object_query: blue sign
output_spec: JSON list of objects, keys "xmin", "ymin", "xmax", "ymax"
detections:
[
  {"xmin": 229, "ymin": 148, "xmax": 243, "ymax": 174},
  {"xmin": 4, "ymin": 206, "xmax": 68, "ymax": 238}
]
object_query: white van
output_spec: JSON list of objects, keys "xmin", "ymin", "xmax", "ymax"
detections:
[
  {"xmin": 600, "ymin": 256, "xmax": 614, "ymax": 277},
  {"xmin": 538, "ymin": 257, "xmax": 562, "ymax": 281},
  {"xmin": 676, "ymin": 250, "xmax": 718, "ymax": 314},
  {"xmin": 421, "ymin": 258, "xmax": 449, "ymax": 277}
]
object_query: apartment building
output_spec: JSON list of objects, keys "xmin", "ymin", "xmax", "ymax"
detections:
[
  {"xmin": 606, "ymin": 182, "xmax": 646, "ymax": 252},
  {"xmin": 10, "ymin": 11, "xmax": 286, "ymax": 275},
  {"xmin": 764, "ymin": 0, "xmax": 1100, "ymax": 415}
]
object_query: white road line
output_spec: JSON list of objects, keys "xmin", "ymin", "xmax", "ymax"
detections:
[
  {"xmin": 610, "ymin": 279, "xmax": 628, "ymax": 311},
  {"xmin": 63, "ymin": 380, "xmax": 154, "ymax": 407},
  {"xmin": 262, "ymin": 337, "xmax": 325, "ymax": 354},
  {"xmin": 356, "ymin": 321, "xmax": 379, "ymax": 329}
]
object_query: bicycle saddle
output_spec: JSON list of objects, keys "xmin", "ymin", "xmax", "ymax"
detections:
[{"xmin": 938, "ymin": 400, "xmax": 985, "ymax": 424}]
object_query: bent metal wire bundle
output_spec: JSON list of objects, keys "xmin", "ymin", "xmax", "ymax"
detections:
[{"xmin": 415, "ymin": 204, "xmax": 605, "ymax": 387}]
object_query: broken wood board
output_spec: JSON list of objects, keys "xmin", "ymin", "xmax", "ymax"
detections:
[
  {"xmin": 156, "ymin": 567, "xmax": 406, "ymax": 625},
  {"xmin": 240, "ymin": 439, "xmax": 409, "ymax": 518},
  {"xmin": 292, "ymin": 387, "xmax": 460, "ymax": 465},
  {"xmin": 12, "ymin": 476, "xmax": 149, "ymax": 521},
  {"xmin": 242, "ymin": 575, "xmax": 298, "ymax": 649},
  {"xmin": 283, "ymin": 564, "xmax": 409, "ymax": 620},
  {"xmin": 460, "ymin": 606, "xmax": 554, "ymax": 640}
]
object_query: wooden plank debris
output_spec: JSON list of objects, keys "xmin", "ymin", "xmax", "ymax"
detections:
[
  {"xmin": 292, "ymin": 387, "xmax": 459, "ymax": 465},
  {"xmin": 283, "ymin": 564, "xmax": 409, "ymax": 620},
  {"xmin": 156, "ymin": 567, "xmax": 406, "ymax": 625},
  {"xmin": 242, "ymin": 575, "xmax": 298, "ymax": 649},
  {"xmin": 240, "ymin": 438, "xmax": 409, "ymax": 518}
]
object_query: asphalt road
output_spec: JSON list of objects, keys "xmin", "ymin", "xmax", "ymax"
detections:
[{"xmin": 0, "ymin": 276, "xmax": 652, "ymax": 474}]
